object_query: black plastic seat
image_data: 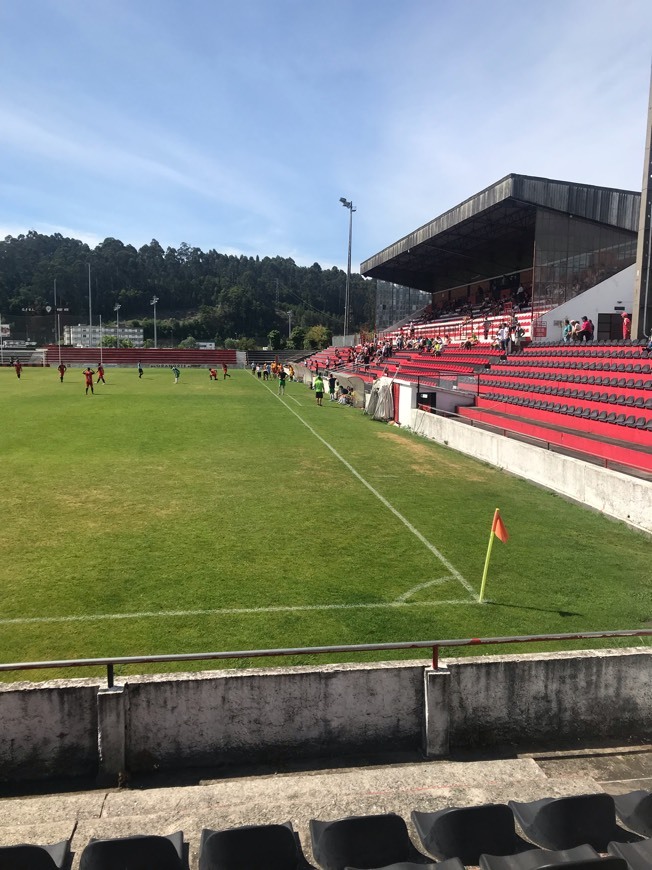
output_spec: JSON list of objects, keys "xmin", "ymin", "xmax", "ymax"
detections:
[
  {"xmin": 80, "ymin": 833, "xmax": 184, "ymax": 870},
  {"xmin": 612, "ymin": 790, "xmax": 652, "ymax": 837},
  {"xmin": 508, "ymin": 794, "xmax": 640, "ymax": 851},
  {"xmin": 412, "ymin": 805, "xmax": 530, "ymax": 865},
  {"xmin": 479, "ymin": 845, "xmax": 610, "ymax": 870},
  {"xmin": 608, "ymin": 838, "xmax": 652, "ymax": 870},
  {"xmin": 636, "ymin": 416, "xmax": 647, "ymax": 428},
  {"xmin": 310, "ymin": 814, "xmax": 441, "ymax": 870},
  {"xmin": 0, "ymin": 842, "xmax": 69, "ymax": 870},
  {"xmin": 200, "ymin": 822, "xmax": 314, "ymax": 870},
  {"xmin": 615, "ymin": 413, "xmax": 627, "ymax": 425}
]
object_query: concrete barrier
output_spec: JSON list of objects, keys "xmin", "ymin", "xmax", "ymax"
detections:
[
  {"xmin": 406, "ymin": 407, "xmax": 652, "ymax": 534},
  {"xmin": 1, "ymin": 649, "xmax": 651, "ymax": 784}
]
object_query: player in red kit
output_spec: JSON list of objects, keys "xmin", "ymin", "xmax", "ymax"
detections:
[
  {"xmin": 83, "ymin": 367, "xmax": 95, "ymax": 395},
  {"xmin": 57, "ymin": 363, "xmax": 67, "ymax": 382},
  {"xmin": 209, "ymin": 368, "xmax": 218, "ymax": 380},
  {"xmin": 96, "ymin": 363, "xmax": 106, "ymax": 384},
  {"xmin": 14, "ymin": 360, "xmax": 22, "ymax": 379},
  {"xmin": 222, "ymin": 362, "xmax": 231, "ymax": 379}
]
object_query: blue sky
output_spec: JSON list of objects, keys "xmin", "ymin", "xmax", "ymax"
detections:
[{"xmin": 1, "ymin": 0, "xmax": 651, "ymax": 270}]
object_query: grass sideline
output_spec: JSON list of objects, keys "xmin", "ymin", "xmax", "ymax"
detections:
[{"xmin": 0, "ymin": 364, "xmax": 649, "ymax": 681}]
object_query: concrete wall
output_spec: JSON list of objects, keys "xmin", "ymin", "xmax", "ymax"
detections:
[
  {"xmin": 0, "ymin": 679, "xmax": 99, "ymax": 781},
  {"xmin": 125, "ymin": 661, "xmax": 424, "ymax": 771},
  {"xmin": 448, "ymin": 649, "xmax": 652, "ymax": 746},
  {"xmin": 406, "ymin": 407, "xmax": 652, "ymax": 534},
  {"xmin": 1, "ymin": 650, "xmax": 652, "ymax": 784}
]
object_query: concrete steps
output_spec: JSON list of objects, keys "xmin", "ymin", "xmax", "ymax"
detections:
[{"xmin": 3, "ymin": 749, "xmax": 650, "ymax": 868}]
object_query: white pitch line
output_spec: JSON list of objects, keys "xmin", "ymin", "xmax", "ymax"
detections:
[
  {"xmin": 395, "ymin": 577, "xmax": 451, "ymax": 603},
  {"xmin": 0, "ymin": 599, "xmax": 477, "ymax": 627},
  {"xmin": 262, "ymin": 381, "xmax": 478, "ymax": 600},
  {"xmin": 288, "ymin": 395, "xmax": 301, "ymax": 405}
]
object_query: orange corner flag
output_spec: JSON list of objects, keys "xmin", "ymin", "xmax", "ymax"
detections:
[
  {"xmin": 492, "ymin": 509, "xmax": 509, "ymax": 543},
  {"xmin": 480, "ymin": 508, "xmax": 508, "ymax": 602}
]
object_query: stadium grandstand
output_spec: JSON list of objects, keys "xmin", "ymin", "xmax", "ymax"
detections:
[{"xmin": 300, "ymin": 172, "xmax": 651, "ymax": 477}]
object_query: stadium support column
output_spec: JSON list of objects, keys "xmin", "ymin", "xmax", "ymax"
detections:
[
  {"xmin": 633, "ymin": 65, "xmax": 652, "ymax": 339},
  {"xmin": 423, "ymin": 665, "xmax": 451, "ymax": 757},
  {"xmin": 96, "ymin": 685, "xmax": 127, "ymax": 786}
]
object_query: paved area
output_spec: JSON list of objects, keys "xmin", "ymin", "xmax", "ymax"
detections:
[{"xmin": 1, "ymin": 743, "xmax": 651, "ymax": 869}]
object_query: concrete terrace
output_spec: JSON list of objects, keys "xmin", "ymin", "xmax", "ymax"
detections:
[{"xmin": 2, "ymin": 742, "xmax": 652, "ymax": 869}]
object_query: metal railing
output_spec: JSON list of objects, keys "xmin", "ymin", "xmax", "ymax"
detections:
[{"xmin": 1, "ymin": 629, "xmax": 650, "ymax": 688}]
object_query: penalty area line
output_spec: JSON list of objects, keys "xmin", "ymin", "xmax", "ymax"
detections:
[
  {"xmin": 0, "ymin": 599, "xmax": 479, "ymax": 627},
  {"xmin": 262, "ymin": 381, "xmax": 478, "ymax": 601}
]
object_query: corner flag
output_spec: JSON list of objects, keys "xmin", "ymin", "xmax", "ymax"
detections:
[
  {"xmin": 492, "ymin": 509, "xmax": 509, "ymax": 543},
  {"xmin": 479, "ymin": 509, "xmax": 509, "ymax": 602}
]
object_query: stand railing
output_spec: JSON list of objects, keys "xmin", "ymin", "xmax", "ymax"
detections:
[{"xmin": 0, "ymin": 629, "xmax": 650, "ymax": 688}]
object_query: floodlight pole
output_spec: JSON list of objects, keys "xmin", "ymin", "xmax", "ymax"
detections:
[
  {"xmin": 87, "ymin": 263, "xmax": 92, "ymax": 348},
  {"xmin": 53, "ymin": 278, "xmax": 58, "ymax": 344},
  {"xmin": 150, "ymin": 295, "xmax": 159, "ymax": 348},
  {"xmin": 114, "ymin": 303, "xmax": 121, "ymax": 350},
  {"xmin": 287, "ymin": 310, "xmax": 292, "ymax": 337},
  {"xmin": 99, "ymin": 315, "xmax": 103, "ymax": 364},
  {"xmin": 339, "ymin": 197, "xmax": 356, "ymax": 341},
  {"xmin": 57, "ymin": 314, "xmax": 61, "ymax": 368}
]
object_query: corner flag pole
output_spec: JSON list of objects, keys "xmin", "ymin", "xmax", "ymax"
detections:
[{"xmin": 479, "ymin": 508, "xmax": 508, "ymax": 603}]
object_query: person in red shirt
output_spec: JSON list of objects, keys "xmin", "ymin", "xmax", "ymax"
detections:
[
  {"xmin": 209, "ymin": 368, "xmax": 218, "ymax": 381},
  {"xmin": 83, "ymin": 367, "xmax": 95, "ymax": 395},
  {"xmin": 222, "ymin": 362, "xmax": 231, "ymax": 379},
  {"xmin": 96, "ymin": 363, "xmax": 106, "ymax": 384},
  {"xmin": 622, "ymin": 312, "xmax": 631, "ymax": 340},
  {"xmin": 57, "ymin": 363, "xmax": 67, "ymax": 382},
  {"xmin": 14, "ymin": 360, "xmax": 22, "ymax": 379}
]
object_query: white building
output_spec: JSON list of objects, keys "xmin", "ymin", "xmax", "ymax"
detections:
[{"xmin": 64, "ymin": 324, "xmax": 145, "ymax": 348}]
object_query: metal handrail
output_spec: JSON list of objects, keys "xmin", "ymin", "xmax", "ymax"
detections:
[{"xmin": 1, "ymin": 629, "xmax": 650, "ymax": 688}]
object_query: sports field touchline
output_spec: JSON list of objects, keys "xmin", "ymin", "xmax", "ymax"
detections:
[
  {"xmin": 0, "ymin": 598, "xmax": 478, "ymax": 627},
  {"xmin": 263, "ymin": 379, "xmax": 478, "ymax": 601}
]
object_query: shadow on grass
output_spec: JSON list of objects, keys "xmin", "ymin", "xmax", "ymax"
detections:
[{"xmin": 485, "ymin": 600, "xmax": 582, "ymax": 617}]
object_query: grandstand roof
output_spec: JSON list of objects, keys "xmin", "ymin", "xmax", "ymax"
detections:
[{"xmin": 361, "ymin": 174, "xmax": 640, "ymax": 293}]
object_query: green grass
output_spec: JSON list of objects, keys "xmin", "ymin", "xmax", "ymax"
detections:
[{"xmin": 0, "ymin": 364, "xmax": 650, "ymax": 680}]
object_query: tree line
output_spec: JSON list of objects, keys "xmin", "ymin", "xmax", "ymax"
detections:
[{"xmin": 0, "ymin": 232, "xmax": 374, "ymax": 348}]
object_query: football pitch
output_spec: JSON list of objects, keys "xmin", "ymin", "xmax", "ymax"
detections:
[{"xmin": 0, "ymin": 365, "xmax": 649, "ymax": 680}]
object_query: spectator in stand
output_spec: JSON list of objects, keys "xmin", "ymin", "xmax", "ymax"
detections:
[
  {"xmin": 562, "ymin": 318, "xmax": 573, "ymax": 342},
  {"xmin": 462, "ymin": 332, "xmax": 479, "ymax": 350},
  {"xmin": 498, "ymin": 323, "xmax": 509, "ymax": 352},
  {"xmin": 645, "ymin": 334, "xmax": 652, "ymax": 352},
  {"xmin": 622, "ymin": 312, "xmax": 631, "ymax": 340},
  {"xmin": 578, "ymin": 316, "xmax": 593, "ymax": 342},
  {"xmin": 511, "ymin": 321, "xmax": 524, "ymax": 352},
  {"xmin": 483, "ymin": 317, "xmax": 491, "ymax": 341},
  {"xmin": 571, "ymin": 320, "xmax": 582, "ymax": 341}
]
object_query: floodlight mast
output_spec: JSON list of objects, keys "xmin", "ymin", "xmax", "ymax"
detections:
[
  {"xmin": 340, "ymin": 197, "xmax": 356, "ymax": 340},
  {"xmin": 114, "ymin": 303, "xmax": 121, "ymax": 349},
  {"xmin": 150, "ymin": 295, "xmax": 159, "ymax": 348}
]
